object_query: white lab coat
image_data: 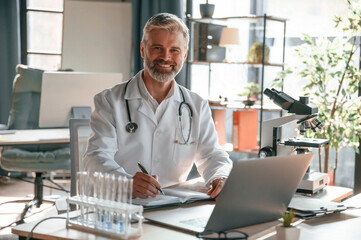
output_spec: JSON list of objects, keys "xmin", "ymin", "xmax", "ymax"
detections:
[{"xmin": 83, "ymin": 70, "xmax": 232, "ymax": 187}]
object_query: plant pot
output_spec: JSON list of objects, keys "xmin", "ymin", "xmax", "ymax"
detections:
[
  {"xmin": 200, "ymin": 4, "xmax": 215, "ymax": 18},
  {"xmin": 243, "ymin": 100, "xmax": 255, "ymax": 107},
  {"xmin": 275, "ymin": 225, "xmax": 300, "ymax": 240},
  {"xmin": 328, "ymin": 170, "xmax": 333, "ymax": 186}
]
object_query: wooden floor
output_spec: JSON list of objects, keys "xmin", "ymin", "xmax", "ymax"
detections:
[{"xmin": 0, "ymin": 176, "xmax": 70, "ymax": 239}]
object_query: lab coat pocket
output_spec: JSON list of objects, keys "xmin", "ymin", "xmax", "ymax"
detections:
[{"xmin": 172, "ymin": 131, "xmax": 197, "ymax": 169}]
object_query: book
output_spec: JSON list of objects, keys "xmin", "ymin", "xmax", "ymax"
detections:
[{"xmin": 132, "ymin": 180, "xmax": 212, "ymax": 209}]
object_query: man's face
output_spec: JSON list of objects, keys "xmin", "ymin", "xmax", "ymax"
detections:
[{"xmin": 141, "ymin": 29, "xmax": 188, "ymax": 83}]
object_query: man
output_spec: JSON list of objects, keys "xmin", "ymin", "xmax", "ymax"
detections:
[{"xmin": 83, "ymin": 13, "xmax": 232, "ymax": 199}]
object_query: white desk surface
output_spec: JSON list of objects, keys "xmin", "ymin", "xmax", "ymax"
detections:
[
  {"xmin": 292, "ymin": 193, "xmax": 361, "ymax": 240},
  {"xmin": 296, "ymin": 185, "xmax": 353, "ymax": 203},
  {"xmin": 0, "ymin": 128, "xmax": 70, "ymax": 146},
  {"xmin": 12, "ymin": 187, "xmax": 356, "ymax": 240}
]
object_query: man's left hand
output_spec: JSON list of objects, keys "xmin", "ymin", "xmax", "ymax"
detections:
[{"xmin": 207, "ymin": 177, "xmax": 227, "ymax": 199}]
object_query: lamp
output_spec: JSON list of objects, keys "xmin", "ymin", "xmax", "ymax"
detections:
[{"xmin": 219, "ymin": 27, "xmax": 240, "ymax": 62}]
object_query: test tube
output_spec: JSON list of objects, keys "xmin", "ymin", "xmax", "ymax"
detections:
[
  {"xmin": 127, "ymin": 177, "xmax": 133, "ymax": 233},
  {"xmin": 122, "ymin": 177, "xmax": 130, "ymax": 235},
  {"xmin": 116, "ymin": 175, "xmax": 125, "ymax": 234},
  {"xmin": 76, "ymin": 171, "xmax": 88, "ymax": 199},
  {"xmin": 76, "ymin": 171, "xmax": 88, "ymax": 225},
  {"xmin": 103, "ymin": 173, "xmax": 114, "ymax": 231},
  {"xmin": 95, "ymin": 172, "xmax": 104, "ymax": 229},
  {"xmin": 85, "ymin": 172, "xmax": 97, "ymax": 227}
]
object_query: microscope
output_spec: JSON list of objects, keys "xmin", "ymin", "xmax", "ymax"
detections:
[{"xmin": 259, "ymin": 88, "xmax": 329, "ymax": 194}]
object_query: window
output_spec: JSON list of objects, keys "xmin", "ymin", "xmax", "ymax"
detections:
[
  {"xmin": 24, "ymin": 0, "xmax": 64, "ymax": 70},
  {"xmin": 264, "ymin": 0, "xmax": 349, "ymax": 98},
  {"xmin": 189, "ymin": 0, "xmax": 349, "ymax": 99}
]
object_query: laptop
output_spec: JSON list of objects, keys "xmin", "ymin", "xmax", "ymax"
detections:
[{"xmin": 144, "ymin": 154, "xmax": 313, "ymax": 233}]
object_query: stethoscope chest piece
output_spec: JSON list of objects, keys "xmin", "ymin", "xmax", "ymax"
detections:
[{"xmin": 126, "ymin": 122, "xmax": 138, "ymax": 133}]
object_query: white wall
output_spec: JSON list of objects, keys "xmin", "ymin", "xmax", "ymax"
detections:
[{"xmin": 62, "ymin": 0, "xmax": 132, "ymax": 79}]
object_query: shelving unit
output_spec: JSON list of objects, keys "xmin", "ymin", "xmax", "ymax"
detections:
[{"xmin": 186, "ymin": 14, "xmax": 287, "ymax": 149}]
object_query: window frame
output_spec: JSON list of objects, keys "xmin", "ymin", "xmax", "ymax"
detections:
[{"xmin": 20, "ymin": 0, "xmax": 64, "ymax": 66}]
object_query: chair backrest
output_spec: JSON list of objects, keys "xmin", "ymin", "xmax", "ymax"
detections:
[
  {"xmin": 6, "ymin": 64, "xmax": 69, "ymax": 152},
  {"xmin": 8, "ymin": 64, "xmax": 43, "ymax": 130},
  {"xmin": 69, "ymin": 118, "xmax": 91, "ymax": 196}
]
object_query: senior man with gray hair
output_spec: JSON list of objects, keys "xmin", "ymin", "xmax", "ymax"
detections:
[{"xmin": 84, "ymin": 13, "xmax": 232, "ymax": 199}]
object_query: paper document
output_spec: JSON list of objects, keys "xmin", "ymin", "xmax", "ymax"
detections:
[
  {"xmin": 289, "ymin": 195, "xmax": 347, "ymax": 218},
  {"xmin": 132, "ymin": 181, "xmax": 211, "ymax": 208}
]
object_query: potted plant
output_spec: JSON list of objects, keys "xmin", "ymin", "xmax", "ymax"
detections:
[
  {"xmin": 273, "ymin": 1, "xmax": 361, "ymax": 184},
  {"xmin": 238, "ymin": 82, "xmax": 261, "ymax": 107},
  {"xmin": 200, "ymin": 0, "xmax": 215, "ymax": 18},
  {"xmin": 275, "ymin": 209, "xmax": 300, "ymax": 240}
]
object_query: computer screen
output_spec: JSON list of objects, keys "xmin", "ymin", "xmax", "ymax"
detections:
[{"xmin": 39, "ymin": 71, "xmax": 123, "ymax": 128}]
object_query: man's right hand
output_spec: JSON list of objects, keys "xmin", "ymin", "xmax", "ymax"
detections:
[{"xmin": 132, "ymin": 172, "xmax": 162, "ymax": 198}]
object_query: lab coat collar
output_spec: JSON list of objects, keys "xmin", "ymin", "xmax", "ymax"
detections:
[
  {"xmin": 124, "ymin": 71, "xmax": 142, "ymax": 100},
  {"xmin": 124, "ymin": 70, "xmax": 183, "ymax": 103}
]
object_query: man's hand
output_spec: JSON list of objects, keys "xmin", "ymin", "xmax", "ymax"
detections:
[
  {"xmin": 132, "ymin": 172, "xmax": 162, "ymax": 199},
  {"xmin": 207, "ymin": 177, "xmax": 227, "ymax": 199}
]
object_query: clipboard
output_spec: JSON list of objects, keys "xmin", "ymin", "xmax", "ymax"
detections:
[{"xmin": 289, "ymin": 196, "xmax": 347, "ymax": 219}]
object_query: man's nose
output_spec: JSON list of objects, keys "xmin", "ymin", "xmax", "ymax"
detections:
[{"xmin": 159, "ymin": 49, "xmax": 171, "ymax": 60}]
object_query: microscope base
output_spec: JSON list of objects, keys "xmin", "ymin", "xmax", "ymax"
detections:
[{"xmin": 296, "ymin": 172, "xmax": 328, "ymax": 194}]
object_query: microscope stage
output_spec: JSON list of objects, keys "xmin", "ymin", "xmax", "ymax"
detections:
[{"xmin": 284, "ymin": 137, "xmax": 330, "ymax": 148}]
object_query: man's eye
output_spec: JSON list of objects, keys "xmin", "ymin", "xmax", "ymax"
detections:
[{"xmin": 171, "ymin": 49, "xmax": 180, "ymax": 53}]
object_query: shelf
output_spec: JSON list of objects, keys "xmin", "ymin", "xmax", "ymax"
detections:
[
  {"xmin": 187, "ymin": 15, "xmax": 287, "ymax": 23},
  {"xmin": 188, "ymin": 61, "xmax": 284, "ymax": 67},
  {"xmin": 187, "ymin": 14, "xmax": 287, "ymax": 146},
  {"xmin": 210, "ymin": 102, "xmax": 281, "ymax": 111}
]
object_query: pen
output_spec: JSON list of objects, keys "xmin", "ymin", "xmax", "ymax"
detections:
[{"xmin": 137, "ymin": 162, "xmax": 165, "ymax": 195}]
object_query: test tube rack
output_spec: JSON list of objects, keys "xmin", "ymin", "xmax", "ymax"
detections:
[{"xmin": 66, "ymin": 196, "xmax": 143, "ymax": 239}]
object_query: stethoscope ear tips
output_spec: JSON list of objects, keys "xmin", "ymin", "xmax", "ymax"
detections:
[{"xmin": 126, "ymin": 122, "xmax": 138, "ymax": 133}]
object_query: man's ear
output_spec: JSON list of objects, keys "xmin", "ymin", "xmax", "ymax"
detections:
[
  {"xmin": 183, "ymin": 48, "xmax": 188, "ymax": 62},
  {"xmin": 140, "ymin": 42, "xmax": 145, "ymax": 58}
]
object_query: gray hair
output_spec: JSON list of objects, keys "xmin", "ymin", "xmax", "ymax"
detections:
[{"xmin": 142, "ymin": 13, "xmax": 189, "ymax": 50}]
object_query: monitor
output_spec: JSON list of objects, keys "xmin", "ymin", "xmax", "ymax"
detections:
[{"xmin": 39, "ymin": 71, "xmax": 123, "ymax": 128}]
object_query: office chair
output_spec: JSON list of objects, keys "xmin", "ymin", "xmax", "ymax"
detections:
[
  {"xmin": 69, "ymin": 118, "xmax": 91, "ymax": 197},
  {"xmin": 0, "ymin": 64, "xmax": 71, "ymax": 223}
]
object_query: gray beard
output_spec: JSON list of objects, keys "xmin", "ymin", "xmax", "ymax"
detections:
[{"xmin": 144, "ymin": 59, "xmax": 180, "ymax": 83}]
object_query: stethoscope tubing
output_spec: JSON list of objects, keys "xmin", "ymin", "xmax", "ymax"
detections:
[{"xmin": 124, "ymin": 77, "xmax": 193, "ymax": 144}]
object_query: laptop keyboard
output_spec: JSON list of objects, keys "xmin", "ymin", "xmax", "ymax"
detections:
[{"xmin": 180, "ymin": 217, "xmax": 208, "ymax": 228}]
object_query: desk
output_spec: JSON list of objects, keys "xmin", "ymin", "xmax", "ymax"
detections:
[
  {"xmin": 12, "ymin": 187, "xmax": 354, "ymax": 240},
  {"xmin": 281, "ymin": 193, "xmax": 361, "ymax": 240},
  {"xmin": 10, "ymin": 207, "xmax": 285, "ymax": 240},
  {"xmin": 0, "ymin": 129, "xmax": 70, "ymax": 146}
]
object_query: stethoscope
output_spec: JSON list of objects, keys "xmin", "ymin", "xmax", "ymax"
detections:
[{"xmin": 124, "ymin": 78, "xmax": 194, "ymax": 145}]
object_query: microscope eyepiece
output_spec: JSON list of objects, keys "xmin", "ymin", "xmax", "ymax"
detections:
[
  {"xmin": 263, "ymin": 88, "xmax": 295, "ymax": 110},
  {"xmin": 264, "ymin": 88, "xmax": 318, "ymax": 115}
]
